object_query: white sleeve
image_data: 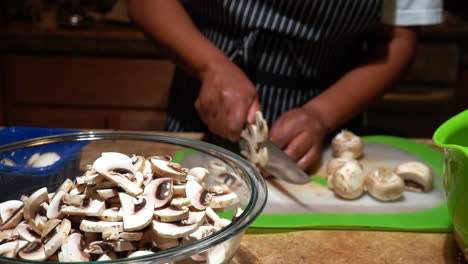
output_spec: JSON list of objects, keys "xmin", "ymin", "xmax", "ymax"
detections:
[{"xmin": 381, "ymin": 0, "xmax": 444, "ymax": 26}]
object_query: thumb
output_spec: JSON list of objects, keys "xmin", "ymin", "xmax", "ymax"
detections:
[{"xmin": 247, "ymin": 99, "xmax": 261, "ymax": 124}]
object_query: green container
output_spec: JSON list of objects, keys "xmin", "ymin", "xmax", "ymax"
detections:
[{"xmin": 433, "ymin": 109, "xmax": 468, "ymax": 260}]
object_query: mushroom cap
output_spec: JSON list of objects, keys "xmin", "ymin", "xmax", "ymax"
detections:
[
  {"xmin": 60, "ymin": 232, "xmax": 91, "ymax": 262},
  {"xmin": 365, "ymin": 168, "xmax": 405, "ymax": 201},
  {"xmin": 326, "ymin": 156, "xmax": 361, "ymax": 175},
  {"xmin": 331, "ymin": 130, "xmax": 364, "ymax": 159},
  {"xmin": 144, "ymin": 178, "xmax": 174, "ymax": 209},
  {"xmin": 186, "ymin": 179, "xmax": 212, "ymax": 210},
  {"xmin": 0, "ymin": 200, "xmax": 23, "ymax": 225},
  {"xmin": 395, "ymin": 161, "xmax": 433, "ymax": 192},
  {"xmin": 119, "ymin": 193, "xmax": 154, "ymax": 231},
  {"xmin": 23, "ymin": 187, "xmax": 49, "ymax": 220},
  {"xmin": 331, "ymin": 161, "xmax": 365, "ymax": 199}
]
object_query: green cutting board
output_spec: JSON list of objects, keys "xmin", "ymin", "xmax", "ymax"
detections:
[{"xmin": 176, "ymin": 136, "xmax": 452, "ymax": 233}]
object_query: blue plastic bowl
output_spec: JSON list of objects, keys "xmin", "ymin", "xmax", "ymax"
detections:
[{"xmin": 0, "ymin": 127, "xmax": 88, "ymax": 200}]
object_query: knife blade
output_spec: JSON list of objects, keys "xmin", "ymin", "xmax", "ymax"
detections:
[{"xmin": 239, "ymin": 138, "xmax": 311, "ymax": 184}]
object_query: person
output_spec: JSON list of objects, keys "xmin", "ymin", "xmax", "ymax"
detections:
[{"xmin": 126, "ymin": 0, "xmax": 443, "ymax": 172}]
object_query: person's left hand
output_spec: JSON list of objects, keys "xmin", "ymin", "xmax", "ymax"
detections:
[{"xmin": 269, "ymin": 106, "xmax": 327, "ymax": 172}]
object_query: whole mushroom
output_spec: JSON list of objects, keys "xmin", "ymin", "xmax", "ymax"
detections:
[
  {"xmin": 365, "ymin": 168, "xmax": 405, "ymax": 201},
  {"xmin": 331, "ymin": 130, "xmax": 364, "ymax": 159},
  {"xmin": 395, "ymin": 161, "xmax": 433, "ymax": 192}
]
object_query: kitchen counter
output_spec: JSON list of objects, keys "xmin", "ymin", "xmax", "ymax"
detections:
[{"xmin": 135, "ymin": 132, "xmax": 466, "ymax": 264}]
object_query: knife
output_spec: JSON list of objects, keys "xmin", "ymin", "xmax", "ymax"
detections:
[{"xmin": 239, "ymin": 137, "xmax": 311, "ymax": 184}]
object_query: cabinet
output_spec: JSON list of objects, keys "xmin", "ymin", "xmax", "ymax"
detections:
[{"xmin": 1, "ymin": 55, "xmax": 175, "ymax": 130}]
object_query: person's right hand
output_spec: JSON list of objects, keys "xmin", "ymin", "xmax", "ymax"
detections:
[{"xmin": 195, "ymin": 59, "xmax": 261, "ymax": 141}]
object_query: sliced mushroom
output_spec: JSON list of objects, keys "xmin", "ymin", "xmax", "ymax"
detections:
[
  {"xmin": 0, "ymin": 229, "xmax": 15, "ymax": 243},
  {"xmin": 43, "ymin": 219, "xmax": 71, "ymax": 257},
  {"xmin": 365, "ymin": 168, "xmax": 405, "ymax": 201},
  {"xmin": 15, "ymin": 222, "xmax": 39, "ymax": 242},
  {"xmin": 93, "ymin": 153, "xmax": 142, "ymax": 196},
  {"xmin": 26, "ymin": 153, "xmax": 41, "ymax": 167},
  {"xmin": 99, "ymin": 208, "xmax": 123, "ymax": 222},
  {"xmin": 87, "ymin": 241, "xmax": 114, "ymax": 254},
  {"xmin": 41, "ymin": 219, "xmax": 61, "ymax": 239},
  {"xmin": 103, "ymin": 232, "xmax": 143, "ymax": 241},
  {"xmin": 153, "ymin": 205, "xmax": 190, "ymax": 222},
  {"xmin": 0, "ymin": 206, "xmax": 24, "ymax": 231},
  {"xmin": 79, "ymin": 220, "xmax": 123, "ymax": 233},
  {"xmin": 145, "ymin": 178, "xmax": 174, "ymax": 208},
  {"xmin": 113, "ymin": 240, "xmax": 135, "ymax": 252},
  {"xmin": 47, "ymin": 190, "xmax": 66, "ymax": 219},
  {"xmin": 331, "ymin": 130, "xmax": 364, "ymax": 159},
  {"xmin": 97, "ymin": 252, "xmax": 118, "ymax": 261},
  {"xmin": 170, "ymin": 197, "xmax": 191, "ymax": 209},
  {"xmin": 151, "ymin": 159, "xmax": 187, "ymax": 181},
  {"xmin": 215, "ymin": 172, "xmax": 242, "ymax": 189},
  {"xmin": 0, "ymin": 157, "xmax": 15, "ymax": 166},
  {"xmin": 186, "ymin": 179, "xmax": 212, "ymax": 210},
  {"xmin": 173, "ymin": 183, "xmax": 186, "ymax": 197},
  {"xmin": 60, "ymin": 198, "xmax": 105, "ymax": 217},
  {"xmin": 395, "ymin": 161, "xmax": 433, "ymax": 192},
  {"xmin": 76, "ymin": 173, "xmax": 105, "ymax": 185},
  {"xmin": 127, "ymin": 250, "xmax": 153, "ymax": 258},
  {"xmin": 55, "ymin": 178, "xmax": 75, "ymax": 195},
  {"xmin": 0, "ymin": 200, "xmax": 23, "ymax": 224},
  {"xmin": 60, "ymin": 232, "xmax": 91, "ymax": 262},
  {"xmin": 183, "ymin": 225, "xmax": 220, "ymax": 262},
  {"xmin": 329, "ymin": 161, "xmax": 365, "ymax": 199},
  {"xmin": 62, "ymin": 193, "xmax": 85, "ymax": 206},
  {"xmin": 187, "ymin": 167, "xmax": 209, "ymax": 183},
  {"xmin": 119, "ymin": 193, "xmax": 154, "ymax": 231},
  {"xmin": 96, "ymin": 189, "xmax": 119, "ymax": 200},
  {"xmin": 0, "ymin": 240, "xmax": 28, "ymax": 258},
  {"xmin": 151, "ymin": 211, "xmax": 205, "ymax": 239},
  {"xmin": 18, "ymin": 239, "xmax": 46, "ymax": 261},
  {"xmin": 23, "ymin": 187, "xmax": 49, "ymax": 220},
  {"xmin": 208, "ymin": 185, "xmax": 239, "ymax": 209},
  {"xmin": 29, "ymin": 152, "xmax": 61, "ymax": 168}
]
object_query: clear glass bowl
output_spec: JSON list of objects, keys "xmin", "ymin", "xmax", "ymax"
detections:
[{"xmin": 0, "ymin": 131, "xmax": 268, "ymax": 264}]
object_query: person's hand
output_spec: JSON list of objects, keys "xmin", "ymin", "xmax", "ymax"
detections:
[
  {"xmin": 195, "ymin": 60, "xmax": 261, "ymax": 141},
  {"xmin": 269, "ymin": 106, "xmax": 327, "ymax": 172}
]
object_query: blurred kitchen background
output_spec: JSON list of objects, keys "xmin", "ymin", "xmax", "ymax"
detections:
[{"xmin": 0, "ymin": 0, "xmax": 467, "ymax": 138}]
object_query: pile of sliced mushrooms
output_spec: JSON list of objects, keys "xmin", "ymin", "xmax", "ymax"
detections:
[
  {"xmin": 0, "ymin": 152, "xmax": 242, "ymax": 262},
  {"xmin": 326, "ymin": 130, "xmax": 434, "ymax": 201}
]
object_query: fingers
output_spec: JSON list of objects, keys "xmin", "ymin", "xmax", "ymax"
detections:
[{"xmin": 247, "ymin": 99, "xmax": 261, "ymax": 124}]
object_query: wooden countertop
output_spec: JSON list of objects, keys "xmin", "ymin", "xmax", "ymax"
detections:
[{"xmin": 126, "ymin": 132, "xmax": 466, "ymax": 264}]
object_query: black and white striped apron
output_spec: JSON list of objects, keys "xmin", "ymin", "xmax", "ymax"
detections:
[{"xmin": 166, "ymin": 0, "xmax": 383, "ymax": 132}]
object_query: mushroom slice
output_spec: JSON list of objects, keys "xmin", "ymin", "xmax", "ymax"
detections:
[
  {"xmin": 151, "ymin": 211, "xmax": 205, "ymax": 239},
  {"xmin": 184, "ymin": 225, "xmax": 220, "ymax": 262},
  {"xmin": 330, "ymin": 161, "xmax": 365, "ymax": 200},
  {"xmin": 0, "ymin": 158, "xmax": 15, "ymax": 166},
  {"xmin": 43, "ymin": 219, "xmax": 71, "ymax": 257},
  {"xmin": 119, "ymin": 193, "xmax": 154, "ymax": 231},
  {"xmin": 395, "ymin": 161, "xmax": 433, "ymax": 192},
  {"xmin": 61, "ymin": 198, "xmax": 105, "ymax": 217},
  {"xmin": 187, "ymin": 167, "xmax": 209, "ymax": 183},
  {"xmin": 47, "ymin": 190, "xmax": 66, "ymax": 219},
  {"xmin": 153, "ymin": 206, "xmax": 190, "ymax": 222},
  {"xmin": 60, "ymin": 233, "xmax": 91, "ymax": 262},
  {"xmin": 15, "ymin": 222, "xmax": 39, "ymax": 242},
  {"xmin": 113, "ymin": 240, "xmax": 135, "ymax": 252},
  {"xmin": 0, "ymin": 229, "xmax": 15, "ymax": 243},
  {"xmin": 208, "ymin": 185, "xmax": 239, "ymax": 209},
  {"xmin": 93, "ymin": 154, "xmax": 142, "ymax": 196},
  {"xmin": 87, "ymin": 241, "xmax": 114, "ymax": 254},
  {"xmin": 26, "ymin": 153, "xmax": 41, "ymax": 167},
  {"xmin": 62, "ymin": 193, "xmax": 85, "ymax": 206},
  {"xmin": 95, "ymin": 181, "xmax": 117, "ymax": 189},
  {"xmin": 99, "ymin": 208, "xmax": 123, "ymax": 222},
  {"xmin": 215, "ymin": 172, "xmax": 242, "ymax": 189},
  {"xmin": 0, "ymin": 206, "xmax": 24, "ymax": 231},
  {"xmin": 79, "ymin": 220, "xmax": 123, "ymax": 233},
  {"xmin": 366, "ymin": 168, "xmax": 405, "ymax": 201},
  {"xmin": 76, "ymin": 173, "xmax": 104, "ymax": 185},
  {"xmin": 0, "ymin": 200, "xmax": 23, "ymax": 224},
  {"xmin": 331, "ymin": 130, "xmax": 364, "ymax": 159},
  {"xmin": 145, "ymin": 178, "xmax": 174, "ymax": 208},
  {"xmin": 41, "ymin": 219, "xmax": 61, "ymax": 239},
  {"xmin": 173, "ymin": 183, "xmax": 186, "ymax": 197},
  {"xmin": 170, "ymin": 197, "xmax": 191, "ymax": 209},
  {"xmin": 56, "ymin": 178, "xmax": 75, "ymax": 194},
  {"xmin": 128, "ymin": 250, "xmax": 153, "ymax": 258},
  {"xmin": 186, "ymin": 179, "xmax": 212, "ymax": 210},
  {"xmin": 0, "ymin": 240, "xmax": 28, "ymax": 258},
  {"xmin": 18, "ymin": 239, "xmax": 46, "ymax": 261},
  {"xmin": 103, "ymin": 232, "xmax": 143, "ymax": 241},
  {"xmin": 97, "ymin": 252, "xmax": 118, "ymax": 261},
  {"xmin": 96, "ymin": 189, "xmax": 119, "ymax": 200},
  {"xmin": 24, "ymin": 187, "xmax": 49, "ymax": 220},
  {"xmin": 30, "ymin": 152, "xmax": 61, "ymax": 168},
  {"xmin": 151, "ymin": 159, "xmax": 187, "ymax": 181}
]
